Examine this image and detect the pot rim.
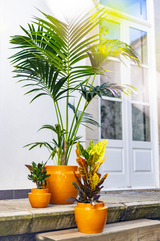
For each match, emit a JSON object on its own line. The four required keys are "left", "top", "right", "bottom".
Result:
{"left": 45, "top": 165, "right": 79, "bottom": 172}
{"left": 45, "top": 165, "right": 78, "bottom": 167}
{"left": 31, "top": 188, "right": 49, "bottom": 194}
{"left": 76, "top": 201, "right": 105, "bottom": 208}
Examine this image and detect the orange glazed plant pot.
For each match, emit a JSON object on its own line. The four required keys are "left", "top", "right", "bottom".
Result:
{"left": 46, "top": 165, "right": 80, "bottom": 205}
{"left": 74, "top": 201, "right": 108, "bottom": 233}
{"left": 28, "top": 188, "right": 51, "bottom": 208}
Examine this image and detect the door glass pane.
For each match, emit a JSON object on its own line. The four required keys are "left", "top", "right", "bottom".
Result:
{"left": 99, "top": 19, "right": 120, "bottom": 40}
{"left": 132, "top": 104, "right": 150, "bottom": 141}
{"left": 101, "top": 99, "right": 122, "bottom": 139}
{"left": 131, "top": 65, "right": 149, "bottom": 102}
{"left": 101, "top": 0, "right": 147, "bottom": 20}
{"left": 100, "top": 60, "right": 121, "bottom": 98}
{"left": 130, "top": 28, "right": 148, "bottom": 65}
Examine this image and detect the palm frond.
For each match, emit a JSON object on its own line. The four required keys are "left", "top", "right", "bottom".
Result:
{"left": 87, "top": 39, "right": 141, "bottom": 68}
{"left": 80, "top": 82, "right": 137, "bottom": 103}
{"left": 13, "top": 58, "right": 69, "bottom": 103}
{"left": 68, "top": 102, "right": 100, "bottom": 128}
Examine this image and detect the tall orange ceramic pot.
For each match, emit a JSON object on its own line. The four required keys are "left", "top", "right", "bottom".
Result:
{"left": 46, "top": 165, "right": 80, "bottom": 204}
{"left": 74, "top": 201, "right": 108, "bottom": 233}
{"left": 28, "top": 188, "right": 51, "bottom": 208}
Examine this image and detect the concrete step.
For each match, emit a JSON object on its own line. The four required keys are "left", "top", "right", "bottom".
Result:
{"left": 2, "top": 190, "right": 160, "bottom": 239}
{"left": 36, "top": 219, "right": 160, "bottom": 241}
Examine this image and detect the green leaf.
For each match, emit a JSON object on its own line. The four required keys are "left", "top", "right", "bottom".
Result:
{"left": 68, "top": 102, "right": 100, "bottom": 128}
{"left": 72, "top": 181, "right": 81, "bottom": 192}
{"left": 76, "top": 142, "right": 90, "bottom": 160}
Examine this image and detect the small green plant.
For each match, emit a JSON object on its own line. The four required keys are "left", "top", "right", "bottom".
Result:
{"left": 25, "top": 161, "right": 50, "bottom": 189}
{"left": 68, "top": 140, "right": 108, "bottom": 203}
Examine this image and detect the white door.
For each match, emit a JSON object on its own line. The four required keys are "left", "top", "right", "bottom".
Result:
{"left": 127, "top": 21, "right": 157, "bottom": 188}
{"left": 99, "top": 7, "right": 159, "bottom": 190}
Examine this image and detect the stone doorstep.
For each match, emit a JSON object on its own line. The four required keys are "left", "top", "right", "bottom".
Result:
{"left": 36, "top": 219, "right": 160, "bottom": 241}
{"left": 1, "top": 199, "right": 160, "bottom": 237}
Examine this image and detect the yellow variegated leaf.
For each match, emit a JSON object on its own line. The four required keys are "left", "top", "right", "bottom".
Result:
{"left": 94, "top": 156, "right": 108, "bottom": 173}
{"left": 86, "top": 140, "right": 94, "bottom": 154}
{"left": 91, "top": 173, "right": 99, "bottom": 190}
{"left": 98, "top": 172, "right": 109, "bottom": 187}
{"left": 76, "top": 149, "right": 89, "bottom": 183}
{"left": 90, "top": 140, "right": 107, "bottom": 162}
{"left": 87, "top": 152, "right": 99, "bottom": 166}
{"left": 78, "top": 167, "right": 85, "bottom": 176}
{"left": 76, "top": 149, "right": 86, "bottom": 167}
{"left": 97, "top": 172, "right": 101, "bottom": 179}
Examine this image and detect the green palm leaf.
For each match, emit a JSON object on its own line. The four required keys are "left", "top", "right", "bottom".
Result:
{"left": 80, "top": 82, "right": 137, "bottom": 103}
{"left": 87, "top": 39, "right": 141, "bottom": 68}
{"left": 14, "top": 58, "right": 69, "bottom": 102}
{"left": 68, "top": 102, "right": 100, "bottom": 128}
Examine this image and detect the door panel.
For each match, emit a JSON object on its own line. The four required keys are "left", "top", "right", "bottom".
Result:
{"left": 131, "top": 148, "right": 155, "bottom": 187}
{"left": 133, "top": 149, "right": 152, "bottom": 172}
{"left": 101, "top": 147, "right": 128, "bottom": 189}
{"left": 104, "top": 148, "right": 124, "bottom": 172}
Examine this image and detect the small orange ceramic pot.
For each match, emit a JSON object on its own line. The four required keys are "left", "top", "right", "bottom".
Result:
{"left": 74, "top": 201, "right": 108, "bottom": 233}
{"left": 46, "top": 165, "right": 80, "bottom": 204}
{"left": 28, "top": 188, "right": 51, "bottom": 208}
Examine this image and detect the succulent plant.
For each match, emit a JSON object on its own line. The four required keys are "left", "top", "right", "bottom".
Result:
{"left": 25, "top": 161, "right": 50, "bottom": 189}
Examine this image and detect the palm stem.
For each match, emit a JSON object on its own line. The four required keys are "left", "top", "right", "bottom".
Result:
{"left": 67, "top": 74, "right": 96, "bottom": 161}
{"left": 67, "top": 101, "right": 90, "bottom": 161}
{"left": 65, "top": 32, "right": 70, "bottom": 142}
{"left": 56, "top": 102, "right": 64, "bottom": 130}
{"left": 53, "top": 101, "right": 60, "bottom": 126}
{"left": 68, "top": 76, "right": 91, "bottom": 141}
{"left": 66, "top": 83, "right": 69, "bottom": 141}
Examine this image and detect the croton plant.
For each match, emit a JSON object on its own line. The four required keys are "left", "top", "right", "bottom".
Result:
{"left": 68, "top": 140, "right": 108, "bottom": 203}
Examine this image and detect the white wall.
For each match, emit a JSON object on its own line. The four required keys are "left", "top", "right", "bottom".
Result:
{"left": 0, "top": 0, "right": 85, "bottom": 190}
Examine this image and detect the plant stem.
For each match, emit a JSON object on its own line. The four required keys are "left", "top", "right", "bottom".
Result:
{"left": 56, "top": 102, "right": 64, "bottom": 130}
{"left": 67, "top": 74, "right": 96, "bottom": 161}
{"left": 53, "top": 101, "right": 64, "bottom": 165}
{"left": 53, "top": 101, "right": 60, "bottom": 126}
{"left": 67, "top": 101, "right": 89, "bottom": 161}
{"left": 68, "top": 76, "right": 91, "bottom": 141}
{"left": 66, "top": 33, "right": 70, "bottom": 142}
{"left": 66, "top": 83, "right": 69, "bottom": 141}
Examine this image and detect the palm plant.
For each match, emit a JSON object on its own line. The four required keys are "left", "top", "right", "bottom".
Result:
{"left": 9, "top": 1, "right": 140, "bottom": 165}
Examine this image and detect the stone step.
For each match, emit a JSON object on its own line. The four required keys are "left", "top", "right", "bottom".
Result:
{"left": 36, "top": 219, "right": 160, "bottom": 241}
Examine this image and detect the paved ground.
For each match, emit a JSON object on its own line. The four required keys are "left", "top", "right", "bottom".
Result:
{"left": 0, "top": 189, "right": 160, "bottom": 214}
{"left": 101, "top": 189, "right": 160, "bottom": 206}
{"left": 1, "top": 190, "right": 160, "bottom": 239}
